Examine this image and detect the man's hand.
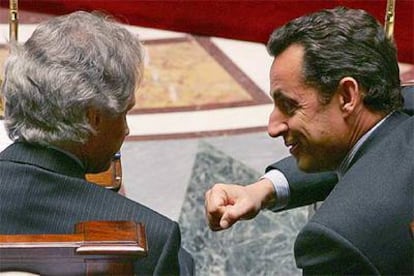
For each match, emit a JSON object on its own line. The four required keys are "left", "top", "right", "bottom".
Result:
{"left": 204, "top": 179, "right": 276, "bottom": 231}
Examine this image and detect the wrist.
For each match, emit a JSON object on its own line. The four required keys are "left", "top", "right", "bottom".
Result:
{"left": 246, "top": 179, "right": 277, "bottom": 210}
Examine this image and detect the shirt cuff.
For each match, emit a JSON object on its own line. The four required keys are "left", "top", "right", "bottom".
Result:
{"left": 260, "top": 169, "right": 290, "bottom": 211}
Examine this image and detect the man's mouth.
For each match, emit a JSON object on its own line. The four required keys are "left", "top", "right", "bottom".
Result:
{"left": 286, "top": 141, "right": 299, "bottom": 155}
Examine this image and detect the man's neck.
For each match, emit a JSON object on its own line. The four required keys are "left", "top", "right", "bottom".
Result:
{"left": 337, "top": 109, "right": 390, "bottom": 177}
{"left": 347, "top": 107, "right": 386, "bottom": 149}
{"left": 46, "top": 143, "right": 86, "bottom": 171}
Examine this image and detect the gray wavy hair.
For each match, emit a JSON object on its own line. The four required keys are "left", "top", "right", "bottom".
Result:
{"left": 1, "top": 11, "right": 144, "bottom": 145}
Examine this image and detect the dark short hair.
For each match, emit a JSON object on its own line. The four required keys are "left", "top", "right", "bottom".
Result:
{"left": 267, "top": 7, "right": 402, "bottom": 113}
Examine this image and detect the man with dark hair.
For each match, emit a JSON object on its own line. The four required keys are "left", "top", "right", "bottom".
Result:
{"left": 205, "top": 7, "right": 413, "bottom": 274}
{"left": 0, "top": 11, "right": 193, "bottom": 275}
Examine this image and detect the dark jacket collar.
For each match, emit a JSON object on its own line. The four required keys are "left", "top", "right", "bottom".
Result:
{"left": 0, "top": 141, "right": 86, "bottom": 179}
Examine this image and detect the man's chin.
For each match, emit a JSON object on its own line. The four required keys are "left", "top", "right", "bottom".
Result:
{"left": 296, "top": 158, "right": 326, "bottom": 173}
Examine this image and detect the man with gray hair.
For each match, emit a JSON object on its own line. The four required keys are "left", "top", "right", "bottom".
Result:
{"left": 0, "top": 11, "right": 193, "bottom": 275}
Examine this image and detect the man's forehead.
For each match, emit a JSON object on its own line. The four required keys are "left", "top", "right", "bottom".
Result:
{"left": 270, "top": 83, "right": 317, "bottom": 104}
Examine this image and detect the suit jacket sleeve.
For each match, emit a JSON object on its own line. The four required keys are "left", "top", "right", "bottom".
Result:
{"left": 266, "top": 156, "right": 338, "bottom": 210}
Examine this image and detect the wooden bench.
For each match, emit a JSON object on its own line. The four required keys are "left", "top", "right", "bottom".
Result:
{"left": 0, "top": 221, "right": 147, "bottom": 275}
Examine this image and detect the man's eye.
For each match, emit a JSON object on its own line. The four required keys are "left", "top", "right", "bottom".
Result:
{"left": 276, "top": 100, "right": 297, "bottom": 116}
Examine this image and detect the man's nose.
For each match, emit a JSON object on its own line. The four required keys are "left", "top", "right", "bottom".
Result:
{"left": 267, "top": 108, "right": 289, "bottom": 138}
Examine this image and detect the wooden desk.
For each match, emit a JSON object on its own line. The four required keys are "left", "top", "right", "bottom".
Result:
{"left": 0, "top": 221, "right": 147, "bottom": 275}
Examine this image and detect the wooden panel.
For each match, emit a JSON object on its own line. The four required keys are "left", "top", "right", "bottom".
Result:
{"left": 0, "top": 221, "right": 147, "bottom": 275}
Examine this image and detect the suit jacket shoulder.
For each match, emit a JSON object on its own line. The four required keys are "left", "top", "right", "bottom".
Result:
{"left": 0, "top": 142, "right": 194, "bottom": 275}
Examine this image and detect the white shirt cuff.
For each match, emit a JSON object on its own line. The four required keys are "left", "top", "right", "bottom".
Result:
{"left": 261, "top": 169, "right": 290, "bottom": 211}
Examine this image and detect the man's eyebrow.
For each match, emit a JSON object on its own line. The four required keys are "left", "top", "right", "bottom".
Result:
{"left": 270, "top": 89, "right": 294, "bottom": 102}
{"left": 270, "top": 88, "right": 282, "bottom": 99}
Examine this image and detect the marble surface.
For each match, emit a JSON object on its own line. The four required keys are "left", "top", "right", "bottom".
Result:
{"left": 179, "top": 141, "right": 308, "bottom": 275}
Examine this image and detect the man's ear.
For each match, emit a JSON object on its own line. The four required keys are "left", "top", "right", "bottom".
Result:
{"left": 86, "top": 107, "right": 101, "bottom": 129}
{"left": 338, "top": 77, "right": 361, "bottom": 116}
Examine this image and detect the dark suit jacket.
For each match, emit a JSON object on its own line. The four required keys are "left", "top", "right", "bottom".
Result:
{"left": 267, "top": 112, "right": 414, "bottom": 274}
{"left": 0, "top": 142, "right": 194, "bottom": 275}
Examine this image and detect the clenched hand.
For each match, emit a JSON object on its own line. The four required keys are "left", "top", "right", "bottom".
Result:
{"left": 204, "top": 179, "right": 276, "bottom": 231}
